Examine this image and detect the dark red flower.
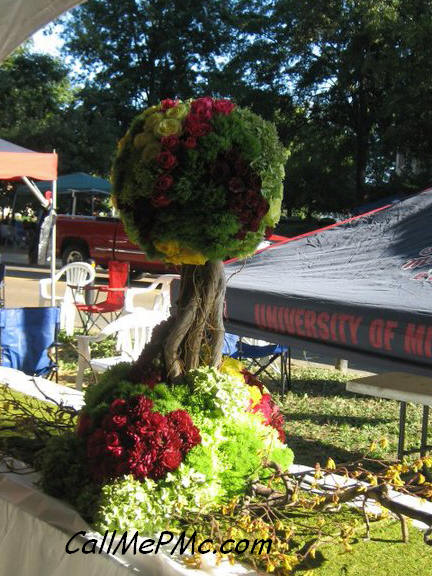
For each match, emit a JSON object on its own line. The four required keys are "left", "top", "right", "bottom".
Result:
{"left": 264, "top": 226, "right": 273, "bottom": 239}
{"left": 84, "top": 395, "right": 201, "bottom": 483}
{"left": 110, "top": 398, "right": 127, "bottom": 414}
{"left": 228, "top": 177, "right": 246, "bottom": 195}
{"left": 213, "top": 98, "right": 235, "bottom": 115}
{"left": 77, "top": 412, "right": 92, "bottom": 437}
{"left": 161, "top": 135, "right": 180, "bottom": 149}
{"left": 161, "top": 447, "right": 182, "bottom": 470}
{"left": 156, "top": 150, "right": 178, "bottom": 171}
{"left": 161, "top": 98, "right": 178, "bottom": 110}
{"left": 191, "top": 97, "right": 214, "bottom": 121}
{"left": 185, "top": 114, "right": 212, "bottom": 137}
{"left": 154, "top": 173, "right": 174, "bottom": 192}
{"left": 151, "top": 192, "right": 172, "bottom": 208}
{"left": 183, "top": 136, "right": 197, "bottom": 149}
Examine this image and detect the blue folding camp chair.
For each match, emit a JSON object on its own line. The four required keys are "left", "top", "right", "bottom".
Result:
{"left": 222, "top": 333, "right": 291, "bottom": 396}
{"left": 0, "top": 307, "right": 60, "bottom": 380}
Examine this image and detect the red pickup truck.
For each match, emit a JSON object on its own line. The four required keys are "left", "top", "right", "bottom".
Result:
{"left": 56, "top": 214, "right": 287, "bottom": 273}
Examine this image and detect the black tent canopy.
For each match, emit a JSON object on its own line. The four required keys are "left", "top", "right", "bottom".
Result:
{"left": 225, "top": 188, "right": 432, "bottom": 376}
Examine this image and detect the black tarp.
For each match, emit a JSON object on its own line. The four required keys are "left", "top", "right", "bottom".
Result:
{"left": 224, "top": 188, "right": 432, "bottom": 376}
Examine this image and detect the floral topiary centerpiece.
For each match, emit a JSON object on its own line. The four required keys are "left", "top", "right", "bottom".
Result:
{"left": 38, "top": 96, "right": 292, "bottom": 553}
{"left": 111, "top": 96, "right": 286, "bottom": 380}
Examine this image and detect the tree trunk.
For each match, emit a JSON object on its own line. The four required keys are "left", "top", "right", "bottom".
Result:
{"left": 164, "top": 260, "right": 226, "bottom": 380}
{"left": 130, "top": 260, "right": 226, "bottom": 384}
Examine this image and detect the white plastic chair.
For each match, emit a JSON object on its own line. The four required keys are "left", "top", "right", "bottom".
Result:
{"left": 75, "top": 310, "right": 165, "bottom": 389}
{"left": 39, "top": 262, "right": 96, "bottom": 335}
{"left": 124, "top": 274, "right": 179, "bottom": 319}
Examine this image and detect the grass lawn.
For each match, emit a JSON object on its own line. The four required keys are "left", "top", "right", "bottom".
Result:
{"left": 264, "top": 364, "right": 427, "bottom": 466}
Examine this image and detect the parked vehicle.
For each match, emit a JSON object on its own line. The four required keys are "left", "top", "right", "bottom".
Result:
{"left": 56, "top": 214, "right": 288, "bottom": 274}
{"left": 56, "top": 215, "right": 177, "bottom": 274}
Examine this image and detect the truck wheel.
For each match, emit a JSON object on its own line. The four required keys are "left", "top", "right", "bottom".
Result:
{"left": 62, "top": 244, "right": 89, "bottom": 265}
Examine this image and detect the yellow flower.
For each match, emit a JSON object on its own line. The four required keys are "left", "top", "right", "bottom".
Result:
{"left": 139, "top": 105, "right": 160, "bottom": 119}
{"left": 165, "top": 102, "right": 189, "bottom": 120}
{"left": 155, "top": 118, "right": 183, "bottom": 137}
{"left": 144, "top": 112, "right": 164, "bottom": 131}
{"left": 248, "top": 385, "right": 262, "bottom": 407}
{"left": 220, "top": 357, "right": 244, "bottom": 377}
{"left": 133, "top": 131, "right": 155, "bottom": 149}
{"left": 141, "top": 142, "right": 161, "bottom": 163}
{"left": 154, "top": 240, "right": 207, "bottom": 265}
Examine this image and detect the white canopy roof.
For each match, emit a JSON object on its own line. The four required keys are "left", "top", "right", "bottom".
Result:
{"left": 0, "top": 0, "right": 84, "bottom": 62}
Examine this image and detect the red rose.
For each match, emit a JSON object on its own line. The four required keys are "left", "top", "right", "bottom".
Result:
{"left": 213, "top": 98, "right": 235, "bottom": 115}
{"left": 151, "top": 192, "right": 172, "bottom": 208}
{"left": 112, "top": 414, "right": 128, "bottom": 428}
{"left": 110, "top": 398, "right": 127, "bottom": 414}
{"left": 191, "top": 97, "right": 214, "bottom": 120}
{"left": 156, "top": 150, "right": 178, "bottom": 171}
{"left": 154, "top": 174, "right": 174, "bottom": 192}
{"left": 161, "top": 135, "right": 180, "bottom": 150}
{"left": 185, "top": 114, "right": 212, "bottom": 137}
{"left": 161, "top": 98, "right": 178, "bottom": 110}
{"left": 228, "top": 177, "right": 246, "bottom": 194}
{"left": 183, "top": 136, "right": 197, "bottom": 149}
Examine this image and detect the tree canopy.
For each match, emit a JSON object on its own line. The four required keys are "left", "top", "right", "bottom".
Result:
{"left": 1, "top": 0, "right": 431, "bottom": 212}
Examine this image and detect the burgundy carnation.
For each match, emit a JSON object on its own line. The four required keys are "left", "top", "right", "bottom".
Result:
{"left": 84, "top": 395, "right": 201, "bottom": 483}
{"left": 110, "top": 398, "right": 127, "bottom": 414}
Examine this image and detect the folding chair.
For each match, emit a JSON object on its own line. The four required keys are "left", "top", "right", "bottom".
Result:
{"left": 223, "top": 333, "right": 291, "bottom": 396}
{"left": 75, "top": 309, "right": 165, "bottom": 389}
{"left": 39, "top": 261, "right": 96, "bottom": 335}
{"left": 0, "top": 307, "right": 60, "bottom": 380}
{"left": 76, "top": 261, "right": 129, "bottom": 333}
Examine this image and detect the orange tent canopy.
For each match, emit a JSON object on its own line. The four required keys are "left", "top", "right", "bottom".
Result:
{"left": 0, "top": 138, "right": 57, "bottom": 181}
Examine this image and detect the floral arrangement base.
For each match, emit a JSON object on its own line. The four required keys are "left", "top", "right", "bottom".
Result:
{"left": 37, "top": 358, "right": 293, "bottom": 539}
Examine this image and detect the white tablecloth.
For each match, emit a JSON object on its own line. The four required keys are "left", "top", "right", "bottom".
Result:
{"left": 0, "top": 461, "right": 256, "bottom": 576}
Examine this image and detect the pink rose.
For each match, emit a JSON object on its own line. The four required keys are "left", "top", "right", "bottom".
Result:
{"left": 213, "top": 99, "right": 235, "bottom": 115}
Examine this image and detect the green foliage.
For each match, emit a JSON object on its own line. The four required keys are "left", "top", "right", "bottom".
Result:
{"left": 83, "top": 362, "right": 146, "bottom": 421}
{"left": 112, "top": 99, "right": 286, "bottom": 263}
{"left": 35, "top": 433, "right": 93, "bottom": 507}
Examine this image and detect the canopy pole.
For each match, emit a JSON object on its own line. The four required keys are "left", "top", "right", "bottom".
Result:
{"left": 21, "top": 176, "right": 50, "bottom": 208}
{"left": 50, "top": 175, "right": 57, "bottom": 306}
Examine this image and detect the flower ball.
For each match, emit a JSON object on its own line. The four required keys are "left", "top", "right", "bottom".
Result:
{"left": 112, "top": 97, "right": 286, "bottom": 265}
